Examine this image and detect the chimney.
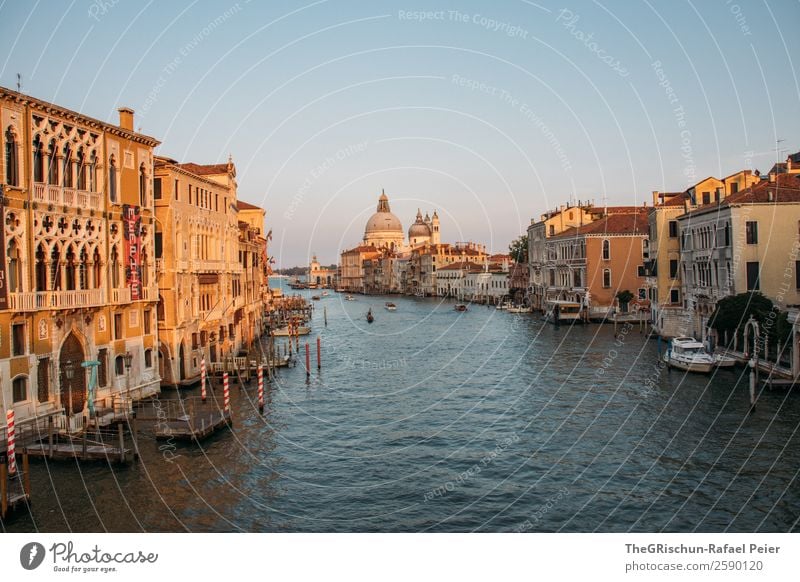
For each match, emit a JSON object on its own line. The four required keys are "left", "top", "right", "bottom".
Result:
{"left": 788, "top": 157, "right": 793, "bottom": 172}
{"left": 768, "top": 190, "right": 774, "bottom": 202}
{"left": 769, "top": 171, "right": 776, "bottom": 183}
{"left": 652, "top": 190, "right": 660, "bottom": 206}
{"left": 118, "top": 107, "right": 134, "bottom": 131}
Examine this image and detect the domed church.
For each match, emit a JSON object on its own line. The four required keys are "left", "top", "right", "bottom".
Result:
{"left": 363, "top": 190, "right": 405, "bottom": 251}
{"left": 362, "top": 190, "right": 440, "bottom": 251}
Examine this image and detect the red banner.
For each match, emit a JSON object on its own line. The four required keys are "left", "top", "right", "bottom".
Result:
{"left": 122, "top": 204, "right": 143, "bottom": 300}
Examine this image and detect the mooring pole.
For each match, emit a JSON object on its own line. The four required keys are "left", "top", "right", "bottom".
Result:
{"left": 305, "top": 342, "right": 311, "bottom": 379}
{"left": 317, "top": 336, "right": 321, "bottom": 370}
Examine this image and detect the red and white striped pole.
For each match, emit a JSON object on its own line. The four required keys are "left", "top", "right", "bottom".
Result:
{"left": 6, "top": 410, "right": 16, "bottom": 475}
{"left": 200, "top": 358, "right": 207, "bottom": 402}
{"left": 257, "top": 365, "right": 264, "bottom": 413}
{"left": 223, "top": 372, "right": 230, "bottom": 412}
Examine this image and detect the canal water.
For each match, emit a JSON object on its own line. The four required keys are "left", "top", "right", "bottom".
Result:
{"left": 5, "top": 281, "right": 800, "bottom": 532}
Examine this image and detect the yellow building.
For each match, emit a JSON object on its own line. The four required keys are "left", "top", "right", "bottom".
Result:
{"left": 153, "top": 158, "right": 267, "bottom": 386}
{"left": 648, "top": 171, "right": 760, "bottom": 337}
{"left": 1, "top": 87, "right": 160, "bottom": 427}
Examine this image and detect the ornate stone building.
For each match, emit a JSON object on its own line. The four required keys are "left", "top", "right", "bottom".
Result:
{"left": 153, "top": 157, "right": 267, "bottom": 387}
{"left": 1, "top": 87, "right": 160, "bottom": 427}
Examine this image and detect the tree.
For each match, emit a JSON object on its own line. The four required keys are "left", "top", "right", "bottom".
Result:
{"left": 616, "top": 290, "right": 634, "bottom": 309}
{"left": 708, "top": 292, "right": 791, "bottom": 353}
{"left": 509, "top": 235, "right": 528, "bottom": 263}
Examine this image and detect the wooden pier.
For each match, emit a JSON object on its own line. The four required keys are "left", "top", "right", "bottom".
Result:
{"left": 1, "top": 454, "right": 31, "bottom": 519}
{"left": 136, "top": 397, "right": 233, "bottom": 442}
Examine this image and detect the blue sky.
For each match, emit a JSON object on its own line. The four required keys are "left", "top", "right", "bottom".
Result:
{"left": 1, "top": 0, "right": 798, "bottom": 266}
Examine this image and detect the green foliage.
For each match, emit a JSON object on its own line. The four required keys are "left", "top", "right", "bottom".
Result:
{"left": 709, "top": 292, "right": 791, "bottom": 346}
{"left": 509, "top": 235, "right": 528, "bottom": 263}
{"left": 616, "top": 290, "right": 634, "bottom": 305}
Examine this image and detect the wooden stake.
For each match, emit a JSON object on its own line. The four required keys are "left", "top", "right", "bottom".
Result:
{"left": 317, "top": 336, "right": 322, "bottom": 370}
{"left": 22, "top": 453, "right": 30, "bottom": 497}
{"left": 118, "top": 423, "right": 125, "bottom": 463}
{"left": 1, "top": 461, "right": 7, "bottom": 518}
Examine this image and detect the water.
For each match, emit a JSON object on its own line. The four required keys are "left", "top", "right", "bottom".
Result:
{"left": 5, "top": 283, "right": 800, "bottom": 532}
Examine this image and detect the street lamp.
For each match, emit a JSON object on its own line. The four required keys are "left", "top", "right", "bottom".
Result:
{"left": 124, "top": 351, "right": 133, "bottom": 397}
{"left": 63, "top": 360, "right": 74, "bottom": 423}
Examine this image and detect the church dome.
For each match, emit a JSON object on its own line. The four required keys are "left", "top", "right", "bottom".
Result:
{"left": 408, "top": 209, "right": 431, "bottom": 238}
{"left": 363, "top": 191, "right": 404, "bottom": 249}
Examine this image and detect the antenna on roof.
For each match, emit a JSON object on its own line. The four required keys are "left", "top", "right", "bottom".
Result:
{"left": 776, "top": 138, "right": 786, "bottom": 164}
{"left": 16, "top": 73, "right": 22, "bottom": 93}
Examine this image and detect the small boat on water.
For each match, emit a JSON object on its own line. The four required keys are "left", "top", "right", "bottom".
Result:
{"left": 366, "top": 308, "right": 374, "bottom": 323}
{"left": 497, "top": 301, "right": 511, "bottom": 310}
{"left": 414, "top": 291, "right": 425, "bottom": 298}
{"left": 385, "top": 302, "right": 397, "bottom": 311}
{"left": 272, "top": 325, "right": 311, "bottom": 337}
{"left": 311, "top": 295, "right": 321, "bottom": 301}
{"left": 345, "top": 295, "right": 355, "bottom": 301}
{"left": 454, "top": 304, "right": 468, "bottom": 312}
{"left": 713, "top": 351, "right": 738, "bottom": 368}
{"left": 321, "top": 291, "right": 329, "bottom": 297}
{"left": 507, "top": 305, "right": 530, "bottom": 313}
{"left": 664, "top": 337, "right": 714, "bottom": 373}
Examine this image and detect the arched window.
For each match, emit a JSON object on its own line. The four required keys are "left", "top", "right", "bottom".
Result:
{"left": 108, "top": 155, "right": 117, "bottom": 202}
{"left": 79, "top": 247, "right": 89, "bottom": 290}
{"left": 5, "top": 127, "right": 18, "bottom": 186}
{"left": 144, "top": 349, "right": 153, "bottom": 368}
{"left": 62, "top": 143, "right": 72, "bottom": 187}
{"left": 88, "top": 151, "right": 96, "bottom": 192}
{"left": 92, "top": 247, "right": 102, "bottom": 289}
{"left": 12, "top": 376, "right": 28, "bottom": 402}
{"left": 76, "top": 147, "right": 85, "bottom": 190}
{"left": 32, "top": 135, "right": 44, "bottom": 182}
{"left": 115, "top": 355, "right": 125, "bottom": 376}
{"left": 35, "top": 244, "right": 47, "bottom": 291}
{"left": 602, "top": 239, "right": 610, "bottom": 260}
{"left": 50, "top": 244, "right": 62, "bottom": 291}
{"left": 139, "top": 163, "right": 147, "bottom": 206}
{"left": 7, "top": 239, "right": 22, "bottom": 292}
{"left": 47, "top": 139, "right": 58, "bottom": 184}
{"left": 65, "top": 245, "right": 76, "bottom": 291}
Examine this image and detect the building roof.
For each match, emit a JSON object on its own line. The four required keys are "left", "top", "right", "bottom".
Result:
{"left": 680, "top": 173, "right": 800, "bottom": 219}
{"left": 176, "top": 162, "right": 231, "bottom": 176}
{"left": 236, "top": 200, "right": 261, "bottom": 211}
{"left": 344, "top": 244, "right": 378, "bottom": 254}
{"left": 661, "top": 193, "right": 689, "bottom": 206}
{"left": 438, "top": 261, "right": 484, "bottom": 272}
{"left": 550, "top": 210, "right": 649, "bottom": 239}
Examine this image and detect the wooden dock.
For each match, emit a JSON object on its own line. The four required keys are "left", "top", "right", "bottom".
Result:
{"left": 1, "top": 455, "right": 32, "bottom": 519}
{"left": 154, "top": 409, "right": 232, "bottom": 441}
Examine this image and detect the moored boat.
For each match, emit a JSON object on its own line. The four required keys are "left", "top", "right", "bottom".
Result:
{"left": 272, "top": 325, "right": 311, "bottom": 337}
{"left": 664, "top": 337, "right": 714, "bottom": 373}
{"left": 713, "top": 351, "right": 738, "bottom": 368}
{"left": 507, "top": 305, "right": 530, "bottom": 313}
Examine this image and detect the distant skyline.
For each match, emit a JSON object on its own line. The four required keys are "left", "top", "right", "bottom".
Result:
{"left": 2, "top": 0, "right": 798, "bottom": 266}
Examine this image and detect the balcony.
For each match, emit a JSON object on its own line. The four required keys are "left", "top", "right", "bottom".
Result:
{"left": 9, "top": 289, "right": 104, "bottom": 311}
{"left": 191, "top": 259, "right": 226, "bottom": 273}
{"left": 33, "top": 182, "right": 102, "bottom": 211}
{"left": 111, "top": 287, "right": 132, "bottom": 304}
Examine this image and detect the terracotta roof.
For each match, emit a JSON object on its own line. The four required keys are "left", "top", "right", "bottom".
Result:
{"left": 343, "top": 245, "right": 378, "bottom": 253}
{"left": 438, "top": 261, "right": 484, "bottom": 271}
{"left": 661, "top": 193, "right": 689, "bottom": 206}
{"left": 680, "top": 173, "right": 800, "bottom": 218}
{"left": 551, "top": 210, "right": 649, "bottom": 239}
{"left": 176, "top": 162, "right": 230, "bottom": 176}
{"left": 236, "top": 200, "right": 260, "bottom": 211}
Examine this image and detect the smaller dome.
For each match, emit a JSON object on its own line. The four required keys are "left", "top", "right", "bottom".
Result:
{"left": 408, "top": 208, "right": 431, "bottom": 238}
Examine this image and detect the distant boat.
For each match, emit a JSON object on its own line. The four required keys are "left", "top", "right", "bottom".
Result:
{"left": 664, "top": 337, "right": 714, "bottom": 373}
{"left": 507, "top": 305, "right": 530, "bottom": 313}
{"left": 321, "top": 291, "right": 330, "bottom": 297}
{"left": 311, "top": 295, "right": 321, "bottom": 301}
{"left": 497, "top": 301, "right": 511, "bottom": 310}
{"left": 366, "top": 308, "right": 375, "bottom": 323}
{"left": 414, "top": 291, "right": 424, "bottom": 297}
{"left": 454, "top": 304, "right": 468, "bottom": 312}
{"left": 345, "top": 295, "right": 355, "bottom": 301}
{"left": 272, "top": 326, "right": 310, "bottom": 337}
{"left": 385, "top": 302, "right": 397, "bottom": 311}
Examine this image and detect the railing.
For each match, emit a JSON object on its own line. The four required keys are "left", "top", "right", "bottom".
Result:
{"left": 111, "top": 287, "right": 132, "bottom": 304}
{"left": 176, "top": 259, "right": 189, "bottom": 272}
{"left": 138, "top": 286, "right": 158, "bottom": 302}
{"left": 9, "top": 289, "right": 104, "bottom": 311}
{"left": 32, "top": 182, "right": 102, "bottom": 210}
{"left": 191, "top": 259, "right": 226, "bottom": 272}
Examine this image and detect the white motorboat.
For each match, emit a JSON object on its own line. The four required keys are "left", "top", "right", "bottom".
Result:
{"left": 507, "top": 305, "right": 530, "bottom": 313}
{"left": 321, "top": 291, "right": 330, "bottom": 297}
{"left": 272, "top": 325, "right": 310, "bottom": 337}
{"left": 664, "top": 337, "right": 714, "bottom": 373}
{"left": 713, "top": 351, "right": 738, "bottom": 368}
{"left": 385, "top": 302, "right": 397, "bottom": 311}
{"left": 345, "top": 295, "right": 355, "bottom": 301}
